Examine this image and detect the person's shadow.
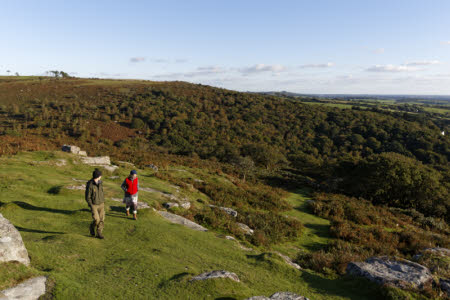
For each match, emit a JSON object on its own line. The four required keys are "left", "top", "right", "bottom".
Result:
{"left": 106, "top": 205, "right": 129, "bottom": 219}
{"left": 5, "top": 201, "right": 87, "bottom": 215}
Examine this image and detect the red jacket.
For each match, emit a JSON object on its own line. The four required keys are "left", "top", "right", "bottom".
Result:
{"left": 123, "top": 177, "right": 139, "bottom": 195}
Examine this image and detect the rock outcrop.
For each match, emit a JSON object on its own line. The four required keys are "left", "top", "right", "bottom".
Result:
{"left": 157, "top": 211, "right": 207, "bottom": 232}
{"left": 66, "top": 185, "right": 86, "bottom": 190}
{"left": 62, "top": 145, "right": 118, "bottom": 171}
{"left": 346, "top": 257, "right": 432, "bottom": 289}
{"left": 416, "top": 247, "right": 450, "bottom": 259}
{"left": 146, "top": 164, "right": 158, "bottom": 171}
{"left": 62, "top": 145, "right": 80, "bottom": 154}
{"left": 246, "top": 292, "right": 309, "bottom": 300}
{"left": 0, "top": 213, "right": 30, "bottom": 266}
{"left": 80, "top": 156, "right": 118, "bottom": 172}
{"left": 440, "top": 279, "right": 450, "bottom": 296}
{"left": 31, "top": 159, "right": 66, "bottom": 167}
{"left": 62, "top": 145, "right": 86, "bottom": 156}
{"left": 179, "top": 201, "right": 191, "bottom": 209}
{"left": 163, "top": 201, "right": 190, "bottom": 210}
{"left": 237, "top": 223, "right": 254, "bottom": 235}
{"left": 0, "top": 276, "right": 47, "bottom": 300}
{"left": 274, "top": 251, "right": 301, "bottom": 270}
{"left": 209, "top": 205, "right": 238, "bottom": 217}
{"left": 163, "top": 202, "right": 179, "bottom": 209}
{"left": 81, "top": 156, "right": 111, "bottom": 165}
{"left": 190, "top": 270, "right": 239, "bottom": 282}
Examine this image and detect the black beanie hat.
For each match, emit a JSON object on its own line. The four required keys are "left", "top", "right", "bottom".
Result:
{"left": 93, "top": 169, "right": 102, "bottom": 179}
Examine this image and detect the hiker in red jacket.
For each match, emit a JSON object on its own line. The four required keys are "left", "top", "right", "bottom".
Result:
{"left": 121, "top": 170, "right": 139, "bottom": 220}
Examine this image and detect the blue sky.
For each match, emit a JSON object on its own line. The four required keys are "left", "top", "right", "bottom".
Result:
{"left": 1, "top": 0, "right": 450, "bottom": 94}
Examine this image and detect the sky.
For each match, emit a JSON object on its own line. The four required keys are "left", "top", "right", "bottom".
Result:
{"left": 1, "top": 0, "right": 450, "bottom": 94}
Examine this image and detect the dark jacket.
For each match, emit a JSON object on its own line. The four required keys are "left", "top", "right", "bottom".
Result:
{"left": 85, "top": 179, "right": 104, "bottom": 206}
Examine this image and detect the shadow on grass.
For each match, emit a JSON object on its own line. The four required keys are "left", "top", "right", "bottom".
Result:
{"left": 47, "top": 185, "right": 63, "bottom": 195}
{"left": 15, "top": 226, "right": 65, "bottom": 234}
{"left": 303, "top": 223, "right": 330, "bottom": 239}
{"left": 299, "top": 271, "right": 382, "bottom": 300}
{"left": 106, "top": 205, "right": 130, "bottom": 219}
{"left": 169, "top": 272, "right": 190, "bottom": 281}
{"left": 157, "top": 272, "right": 193, "bottom": 289}
{"left": 109, "top": 206, "right": 125, "bottom": 213}
{"left": 11, "top": 201, "right": 83, "bottom": 215}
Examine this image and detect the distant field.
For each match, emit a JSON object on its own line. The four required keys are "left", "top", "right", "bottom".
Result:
{"left": 300, "top": 101, "right": 354, "bottom": 109}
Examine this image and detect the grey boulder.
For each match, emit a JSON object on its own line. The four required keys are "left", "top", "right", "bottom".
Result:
{"left": 0, "top": 276, "right": 47, "bottom": 300}
{"left": 246, "top": 292, "right": 309, "bottom": 300}
{"left": 0, "top": 213, "right": 30, "bottom": 266}
{"left": 157, "top": 211, "right": 207, "bottom": 232}
{"left": 346, "top": 256, "right": 432, "bottom": 289}
{"left": 440, "top": 279, "right": 450, "bottom": 296}
{"left": 190, "top": 270, "right": 239, "bottom": 282}
{"left": 237, "top": 223, "right": 254, "bottom": 235}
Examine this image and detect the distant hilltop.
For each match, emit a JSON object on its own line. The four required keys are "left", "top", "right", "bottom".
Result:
{"left": 258, "top": 91, "right": 450, "bottom": 103}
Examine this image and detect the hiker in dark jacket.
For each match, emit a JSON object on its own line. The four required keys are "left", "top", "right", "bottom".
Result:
{"left": 121, "top": 170, "right": 139, "bottom": 220}
{"left": 85, "top": 169, "right": 105, "bottom": 239}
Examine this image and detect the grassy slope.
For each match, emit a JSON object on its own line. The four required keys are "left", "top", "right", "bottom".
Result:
{"left": 0, "top": 151, "right": 384, "bottom": 299}
{"left": 273, "top": 190, "right": 331, "bottom": 258}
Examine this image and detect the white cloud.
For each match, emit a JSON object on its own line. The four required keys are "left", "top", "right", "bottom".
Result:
{"left": 150, "top": 58, "right": 169, "bottom": 63}
{"left": 404, "top": 60, "right": 440, "bottom": 66}
{"left": 441, "top": 41, "right": 450, "bottom": 45}
{"left": 374, "top": 48, "right": 385, "bottom": 54}
{"left": 239, "top": 64, "right": 287, "bottom": 75}
{"left": 366, "top": 64, "right": 419, "bottom": 72}
{"left": 299, "top": 62, "right": 334, "bottom": 69}
{"left": 186, "top": 66, "right": 225, "bottom": 77}
{"left": 153, "top": 66, "right": 225, "bottom": 79}
{"left": 130, "top": 57, "right": 146, "bottom": 63}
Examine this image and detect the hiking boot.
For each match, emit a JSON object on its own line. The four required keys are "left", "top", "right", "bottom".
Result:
{"left": 89, "top": 224, "right": 95, "bottom": 236}
{"left": 133, "top": 213, "right": 137, "bottom": 220}
{"left": 97, "top": 232, "right": 104, "bottom": 239}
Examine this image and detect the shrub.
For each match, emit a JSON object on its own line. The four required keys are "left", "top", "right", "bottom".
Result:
{"left": 131, "top": 118, "right": 145, "bottom": 129}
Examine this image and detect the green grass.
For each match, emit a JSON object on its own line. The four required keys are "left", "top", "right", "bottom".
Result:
{"left": 272, "top": 190, "right": 332, "bottom": 257}
{"left": 421, "top": 106, "right": 450, "bottom": 114}
{"left": 0, "top": 262, "right": 41, "bottom": 290}
{"left": 0, "top": 151, "right": 386, "bottom": 299}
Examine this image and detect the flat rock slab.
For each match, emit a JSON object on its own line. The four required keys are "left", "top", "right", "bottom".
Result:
{"left": 30, "top": 159, "right": 66, "bottom": 167}
{"left": 0, "top": 276, "right": 47, "bottom": 300}
{"left": 110, "top": 198, "right": 150, "bottom": 209}
{"left": 72, "top": 178, "right": 87, "bottom": 183}
{"left": 65, "top": 185, "right": 86, "bottom": 190}
{"left": 246, "top": 292, "right": 309, "bottom": 300}
{"left": 179, "top": 202, "right": 191, "bottom": 209}
{"left": 346, "top": 257, "right": 432, "bottom": 289}
{"left": 274, "top": 251, "right": 301, "bottom": 270}
{"left": 237, "top": 223, "right": 254, "bottom": 235}
{"left": 157, "top": 211, "right": 207, "bottom": 232}
{"left": 190, "top": 270, "right": 239, "bottom": 282}
{"left": 209, "top": 205, "right": 238, "bottom": 217}
{"left": 0, "top": 213, "right": 30, "bottom": 266}
{"left": 422, "top": 247, "right": 450, "bottom": 257}
{"left": 81, "top": 156, "right": 111, "bottom": 165}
